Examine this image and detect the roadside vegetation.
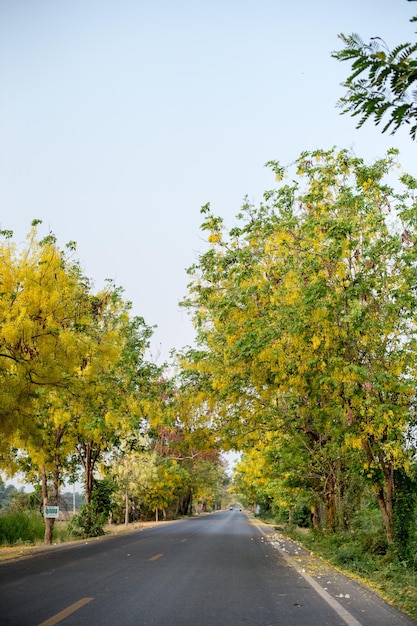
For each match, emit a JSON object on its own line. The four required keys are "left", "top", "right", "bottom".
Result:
{"left": 0, "top": 469, "right": 230, "bottom": 546}
{"left": 285, "top": 522, "right": 417, "bottom": 620}
{"left": 186, "top": 145, "right": 417, "bottom": 554}
{"left": 0, "top": 223, "right": 229, "bottom": 543}
{"left": 0, "top": 510, "right": 46, "bottom": 546}
{"left": 239, "top": 492, "right": 417, "bottom": 619}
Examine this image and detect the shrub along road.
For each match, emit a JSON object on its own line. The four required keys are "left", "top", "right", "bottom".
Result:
{"left": 0, "top": 510, "right": 415, "bottom": 625}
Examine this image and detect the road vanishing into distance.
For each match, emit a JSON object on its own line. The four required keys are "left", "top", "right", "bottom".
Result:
{"left": 1, "top": 509, "right": 416, "bottom": 626}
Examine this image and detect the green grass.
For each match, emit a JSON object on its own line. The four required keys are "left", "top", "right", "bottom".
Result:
{"left": 0, "top": 510, "right": 45, "bottom": 545}
{"left": 0, "top": 510, "right": 69, "bottom": 546}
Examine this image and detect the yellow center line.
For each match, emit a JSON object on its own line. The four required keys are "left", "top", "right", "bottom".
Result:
{"left": 149, "top": 553, "right": 164, "bottom": 561}
{"left": 38, "top": 597, "right": 94, "bottom": 626}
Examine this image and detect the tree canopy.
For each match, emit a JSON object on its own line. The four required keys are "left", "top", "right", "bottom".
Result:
{"left": 333, "top": 14, "right": 417, "bottom": 139}
{"left": 182, "top": 147, "right": 417, "bottom": 547}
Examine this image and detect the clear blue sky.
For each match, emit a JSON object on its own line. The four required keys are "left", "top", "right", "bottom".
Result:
{"left": 1, "top": 0, "right": 416, "bottom": 363}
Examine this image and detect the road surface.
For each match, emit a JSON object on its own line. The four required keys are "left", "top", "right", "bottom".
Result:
{"left": 0, "top": 509, "right": 415, "bottom": 625}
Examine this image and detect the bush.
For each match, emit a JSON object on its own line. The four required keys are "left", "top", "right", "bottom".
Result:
{"left": 292, "top": 504, "right": 312, "bottom": 528}
{"left": 0, "top": 510, "right": 44, "bottom": 545}
{"left": 357, "top": 529, "right": 388, "bottom": 556}
{"left": 333, "top": 542, "right": 364, "bottom": 566}
{"left": 67, "top": 503, "right": 107, "bottom": 538}
{"left": 67, "top": 479, "right": 113, "bottom": 538}
{"left": 392, "top": 468, "right": 417, "bottom": 563}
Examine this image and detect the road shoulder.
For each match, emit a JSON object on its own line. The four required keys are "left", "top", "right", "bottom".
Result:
{"left": 253, "top": 518, "right": 417, "bottom": 625}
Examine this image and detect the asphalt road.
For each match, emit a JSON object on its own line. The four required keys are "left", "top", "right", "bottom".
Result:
{"left": 0, "top": 509, "right": 415, "bottom": 626}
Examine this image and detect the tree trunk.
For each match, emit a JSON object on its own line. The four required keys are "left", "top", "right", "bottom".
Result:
{"left": 373, "top": 483, "right": 394, "bottom": 544}
{"left": 41, "top": 466, "right": 55, "bottom": 545}
{"left": 155, "top": 507, "right": 159, "bottom": 522}
{"left": 77, "top": 440, "right": 100, "bottom": 505}
{"left": 325, "top": 472, "right": 337, "bottom": 532}
{"left": 84, "top": 445, "right": 94, "bottom": 505}
{"left": 176, "top": 491, "right": 192, "bottom": 516}
{"left": 362, "top": 439, "right": 394, "bottom": 544}
{"left": 178, "top": 487, "right": 193, "bottom": 516}
{"left": 125, "top": 490, "right": 129, "bottom": 526}
{"left": 44, "top": 516, "right": 55, "bottom": 545}
{"left": 311, "top": 502, "right": 321, "bottom": 530}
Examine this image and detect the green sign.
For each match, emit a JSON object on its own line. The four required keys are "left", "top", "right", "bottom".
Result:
{"left": 44, "top": 506, "right": 59, "bottom": 518}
